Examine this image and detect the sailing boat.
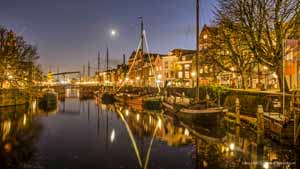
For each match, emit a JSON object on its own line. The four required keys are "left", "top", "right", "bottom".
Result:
{"left": 101, "top": 47, "right": 116, "bottom": 104}
{"left": 114, "top": 17, "right": 162, "bottom": 110}
{"left": 162, "top": 0, "right": 227, "bottom": 121}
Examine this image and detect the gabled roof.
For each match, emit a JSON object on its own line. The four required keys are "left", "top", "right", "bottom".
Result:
{"left": 170, "top": 49, "right": 195, "bottom": 56}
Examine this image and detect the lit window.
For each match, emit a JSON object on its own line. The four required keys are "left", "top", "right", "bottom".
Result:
{"left": 178, "top": 72, "right": 183, "bottom": 78}
{"left": 203, "top": 34, "right": 208, "bottom": 39}
{"left": 200, "top": 69, "right": 203, "bottom": 74}
{"left": 177, "top": 65, "right": 183, "bottom": 70}
{"left": 184, "top": 64, "right": 190, "bottom": 70}
{"left": 182, "top": 56, "right": 186, "bottom": 61}
{"left": 185, "top": 71, "right": 190, "bottom": 78}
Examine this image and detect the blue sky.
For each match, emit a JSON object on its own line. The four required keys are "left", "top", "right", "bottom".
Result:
{"left": 0, "top": 0, "right": 217, "bottom": 73}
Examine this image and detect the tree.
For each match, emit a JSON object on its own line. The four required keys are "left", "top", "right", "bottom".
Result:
{"left": 0, "top": 26, "right": 41, "bottom": 88}
{"left": 201, "top": 24, "right": 255, "bottom": 89}
{"left": 215, "top": 0, "right": 300, "bottom": 92}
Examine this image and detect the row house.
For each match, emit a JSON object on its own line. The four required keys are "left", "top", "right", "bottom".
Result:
{"left": 160, "top": 49, "right": 195, "bottom": 87}
{"left": 198, "top": 24, "right": 300, "bottom": 90}
{"left": 127, "top": 50, "right": 165, "bottom": 87}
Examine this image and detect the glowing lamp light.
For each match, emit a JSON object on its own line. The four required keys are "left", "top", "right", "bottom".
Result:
{"left": 272, "top": 73, "right": 278, "bottom": 79}
{"left": 229, "top": 143, "right": 235, "bottom": 151}
{"left": 125, "top": 109, "right": 129, "bottom": 116}
{"left": 23, "top": 114, "right": 27, "bottom": 126}
{"left": 8, "top": 75, "right": 13, "bottom": 79}
{"left": 263, "top": 162, "right": 269, "bottom": 169}
{"left": 157, "top": 118, "right": 162, "bottom": 129}
{"left": 157, "top": 74, "right": 162, "bottom": 79}
{"left": 191, "top": 72, "right": 196, "bottom": 77}
{"left": 136, "top": 114, "right": 140, "bottom": 121}
{"left": 184, "top": 128, "right": 189, "bottom": 136}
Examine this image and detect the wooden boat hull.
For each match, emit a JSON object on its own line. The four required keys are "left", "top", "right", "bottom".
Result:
{"left": 162, "top": 101, "right": 225, "bottom": 124}
{"left": 115, "top": 94, "right": 162, "bottom": 110}
{"left": 162, "top": 101, "right": 225, "bottom": 138}
{"left": 114, "top": 95, "right": 143, "bottom": 105}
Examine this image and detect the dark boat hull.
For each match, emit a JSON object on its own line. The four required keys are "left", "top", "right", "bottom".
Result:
{"left": 162, "top": 101, "right": 225, "bottom": 125}
{"left": 101, "top": 93, "right": 116, "bottom": 104}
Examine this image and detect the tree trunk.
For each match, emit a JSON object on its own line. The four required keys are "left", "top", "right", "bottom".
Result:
{"left": 276, "top": 66, "right": 289, "bottom": 92}
{"left": 240, "top": 71, "right": 246, "bottom": 89}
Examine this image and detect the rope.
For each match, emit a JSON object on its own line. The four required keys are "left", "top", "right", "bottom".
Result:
{"left": 144, "top": 30, "right": 161, "bottom": 94}
{"left": 114, "top": 39, "right": 142, "bottom": 94}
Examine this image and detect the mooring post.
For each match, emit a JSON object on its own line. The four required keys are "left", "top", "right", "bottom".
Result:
{"left": 257, "top": 105, "right": 264, "bottom": 145}
{"left": 206, "top": 94, "right": 210, "bottom": 108}
{"left": 295, "top": 106, "right": 300, "bottom": 145}
{"left": 235, "top": 98, "right": 240, "bottom": 125}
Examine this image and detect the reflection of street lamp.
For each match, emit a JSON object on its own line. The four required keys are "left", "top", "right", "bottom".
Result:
{"left": 110, "top": 129, "right": 115, "bottom": 143}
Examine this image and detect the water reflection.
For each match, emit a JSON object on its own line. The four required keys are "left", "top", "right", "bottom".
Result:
{"left": 0, "top": 97, "right": 298, "bottom": 169}
{"left": 0, "top": 104, "right": 42, "bottom": 169}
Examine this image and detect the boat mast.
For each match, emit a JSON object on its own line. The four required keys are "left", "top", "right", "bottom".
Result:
{"left": 106, "top": 47, "right": 109, "bottom": 72}
{"left": 195, "top": 0, "right": 200, "bottom": 103}
{"left": 98, "top": 51, "right": 101, "bottom": 72}
{"left": 139, "top": 17, "right": 144, "bottom": 86}
{"left": 106, "top": 47, "right": 110, "bottom": 83}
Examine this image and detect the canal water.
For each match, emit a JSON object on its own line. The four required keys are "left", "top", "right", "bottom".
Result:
{"left": 0, "top": 95, "right": 299, "bottom": 168}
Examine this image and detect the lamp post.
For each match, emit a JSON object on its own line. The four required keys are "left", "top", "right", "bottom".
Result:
{"left": 191, "top": 72, "right": 196, "bottom": 88}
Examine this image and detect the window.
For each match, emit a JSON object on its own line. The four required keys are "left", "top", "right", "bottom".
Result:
{"left": 165, "top": 73, "right": 169, "bottom": 78}
{"left": 200, "top": 68, "right": 203, "bottom": 74}
{"left": 184, "top": 64, "right": 190, "bottom": 70}
{"left": 185, "top": 71, "right": 190, "bottom": 78}
{"left": 165, "top": 61, "right": 168, "bottom": 69}
{"left": 177, "top": 65, "right": 183, "bottom": 70}
{"left": 182, "top": 56, "right": 186, "bottom": 61}
{"left": 178, "top": 72, "right": 183, "bottom": 78}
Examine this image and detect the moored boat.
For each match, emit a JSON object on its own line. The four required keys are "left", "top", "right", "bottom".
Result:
{"left": 101, "top": 92, "right": 116, "bottom": 104}
{"left": 115, "top": 93, "right": 162, "bottom": 110}
{"left": 162, "top": 98, "right": 227, "bottom": 126}
{"left": 39, "top": 89, "right": 58, "bottom": 111}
